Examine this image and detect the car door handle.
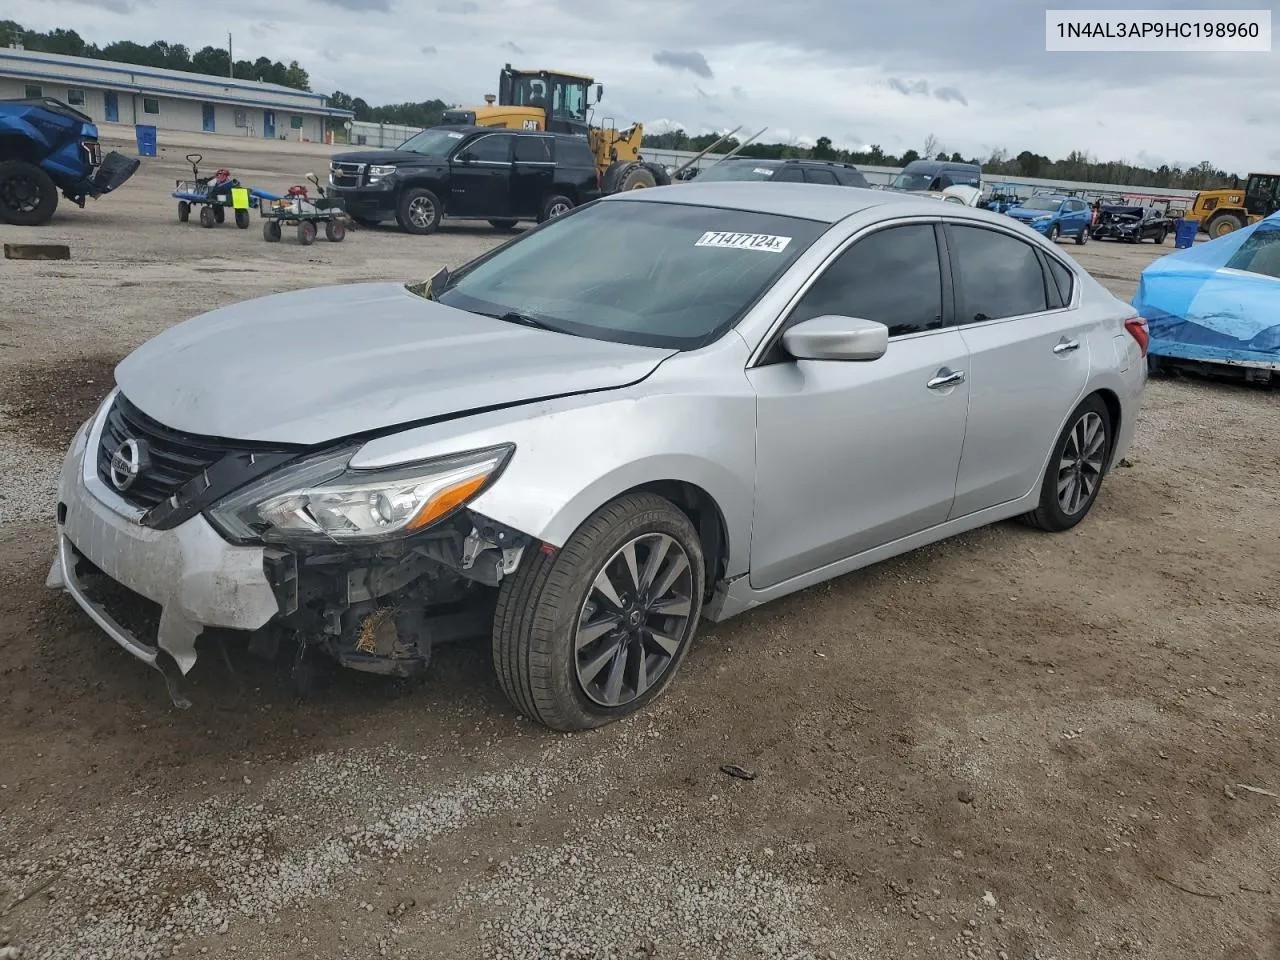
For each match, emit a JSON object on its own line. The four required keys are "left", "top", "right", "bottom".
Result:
{"left": 927, "top": 368, "right": 966, "bottom": 389}
{"left": 1053, "top": 338, "right": 1081, "bottom": 354}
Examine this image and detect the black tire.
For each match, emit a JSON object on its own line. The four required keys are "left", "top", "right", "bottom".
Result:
{"left": 618, "top": 164, "right": 658, "bottom": 191}
{"left": 263, "top": 220, "right": 281, "bottom": 242}
{"left": 234, "top": 208, "right": 250, "bottom": 229}
{"left": 213, "top": 205, "right": 226, "bottom": 224}
{"left": 297, "top": 220, "right": 317, "bottom": 245}
{"left": 1047, "top": 224, "right": 1060, "bottom": 242}
{"left": 351, "top": 216, "right": 380, "bottom": 229}
{"left": 1207, "top": 213, "right": 1244, "bottom": 239}
{"left": 325, "top": 219, "right": 346, "bottom": 242}
{"left": 0, "top": 159, "right": 59, "bottom": 226}
{"left": 644, "top": 161, "right": 672, "bottom": 186}
{"left": 199, "top": 205, "right": 216, "bottom": 228}
{"left": 1022, "top": 394, "right": 1113, "bottom": 532}
{"left": 178, "top": 200, "right": 190, "bottom": 223}
{"left": 538, "top": 194, "right": 574, "bottom": 223}
{"left": 488, "top": 219, "right": 519, "bottom": 231}
{"left": 396, "top": 187, "right": 441, "bottom": 235}
{"left": 1155, "top": 228, "right": 1167, "bottom": 244}
{"left": 1075, "top": 225, "right": 1089, "bottom": 245}
{"left": 492, "top": 492, "right": 705, "bottom": 731}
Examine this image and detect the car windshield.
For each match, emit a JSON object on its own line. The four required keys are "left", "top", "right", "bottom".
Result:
{"left": 434, "top": 200, "right": 827, "bottom": 349}
{"left": 890, "top": 172, "right": 935, "bottom": 191}
{"left": 695, "top": 163, "right": 779, "bottom": 182}
{"left": 397, "top": 128, "right": 467, "bottom": 156}
{"left": 1022, "top": 197, "right": 1063, "bottom": 211}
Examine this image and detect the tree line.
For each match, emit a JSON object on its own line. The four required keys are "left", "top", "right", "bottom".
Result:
{"left": 0, "top": 21, "right": 309, "bottom": 90}
{"left": 642, "top": 128, "right": 1242, "bottom": 190}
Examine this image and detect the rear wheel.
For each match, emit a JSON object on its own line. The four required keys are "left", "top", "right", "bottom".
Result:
{"left": 178, "top": 200, "right": 190, "bottom": 222}
{"left": 492, "top": 492, "right": 705, "bottom": 731}
{"left": 213, "top": 205, "right": 226, "bottom": 224}
{"left": 199, "top": 205, "right": 216, "bottom": 228}
{"left": 396, "top": 188, "right": 441, "bottom": 235}
{"left": 1022, "top": 394, "right": 1112, "bottom": 532}
{"left": 0, "top": 160, "right": 59, "bottom": 226}
{"left": 539, "top": 194, "right": 574, "bottom": 222}
{"left": 297, "top": 220, "right": 317, "bottom": 245}
{"left": 234, "top": 208, "right": 250, "bottom": 229}
{"left": 1075, "top": 225, "right": 1089, "bottom": 245}
{"left": 263, "top": 220, "right": 281, "bottom": 242}
{"left": 1207, "top": 213, "right": 1244, "bottom": 238}
{"left": 325, "top": 219, "right": 346, "bottom": 242}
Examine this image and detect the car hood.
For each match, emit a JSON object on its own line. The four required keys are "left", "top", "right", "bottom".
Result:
{"left": 329, "top": 150, "right": 433, "bottom": 165}
{"left": 114, "top": 282, "right": 677, "bottom": 445}
{"left": 1006, "top": 206, "right": 1052, "bottom": 219}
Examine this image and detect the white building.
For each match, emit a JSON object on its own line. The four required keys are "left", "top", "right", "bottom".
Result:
{"left": 0, "top": 46, "right": 352, "bottom": 142}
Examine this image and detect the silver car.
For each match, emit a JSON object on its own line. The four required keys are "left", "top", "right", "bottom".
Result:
{"left": 47, "top": 182, "right": 1148, "bottom": 729}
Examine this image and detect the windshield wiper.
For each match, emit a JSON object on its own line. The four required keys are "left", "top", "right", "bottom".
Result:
{"left": 492, "top": 310, "right": 556, "bottom": 331}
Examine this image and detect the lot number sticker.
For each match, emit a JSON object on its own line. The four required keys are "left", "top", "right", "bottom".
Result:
{"left": 695, "top": 231, "right": 792, "bottom": 253}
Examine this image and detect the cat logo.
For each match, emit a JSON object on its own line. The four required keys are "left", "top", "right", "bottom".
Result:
{"left": 522, "top": 119, "right": 539, "bottom": 130}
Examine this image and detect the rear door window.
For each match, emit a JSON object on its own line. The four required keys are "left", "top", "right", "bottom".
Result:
{"left": 803, "top": 168, "right": 839, "bottom": 185}
{"left": 949, "top": 225, "right": 1050, "bottom": 322}
{"left": 514, "top": 136, "right": 554, "bottom": 163}
{"left": 466, "top": 133, "right": 513, "bottom": 163}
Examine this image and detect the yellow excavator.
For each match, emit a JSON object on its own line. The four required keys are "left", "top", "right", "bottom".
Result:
{"left": 1189, "top": 172, "right": 1280, "bottom": 238}
{"left": 439, "top": 64, "right": 668, "bottom": 192}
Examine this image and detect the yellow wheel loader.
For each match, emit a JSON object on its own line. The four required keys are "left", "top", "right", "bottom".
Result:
{"left": 440, "top": 64, "right": 668, "bottom": 193}
{"left": 1189, "top": 172, "right": 1280, "bottom": 238}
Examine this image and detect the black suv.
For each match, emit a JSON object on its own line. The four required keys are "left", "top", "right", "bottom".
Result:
{"left": 687, "top": 157, "right": 871, "bottom": 187}
{"left": 328, "top": 125, "right": 600, "bottom": 235}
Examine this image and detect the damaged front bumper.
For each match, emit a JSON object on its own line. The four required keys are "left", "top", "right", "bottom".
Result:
{"left": 47, "top": 396, "right": 529, "bottom": 706}
{"left": 47, "top": 406, "right": 281, "bottom": 705}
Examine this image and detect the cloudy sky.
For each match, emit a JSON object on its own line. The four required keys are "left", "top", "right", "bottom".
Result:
{"left": 6, "top": 0, "right": 1278, "bottom": 172}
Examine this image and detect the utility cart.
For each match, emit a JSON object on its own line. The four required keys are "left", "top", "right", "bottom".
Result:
{"left": 172, "top": 153, "right": 278, "bottom": 229}
{"left": 259, "top": 173, "right": 348, "bottom": 244}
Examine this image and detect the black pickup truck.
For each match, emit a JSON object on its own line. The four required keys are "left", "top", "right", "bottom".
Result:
{"left": 1090, "top": 205, "right": 1174, "bottom": 244}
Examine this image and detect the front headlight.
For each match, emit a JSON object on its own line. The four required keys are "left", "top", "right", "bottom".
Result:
{"left": 207, "top": 444, "right": 513, "bottom": 544}
{"left": 367, "top": 164, "right": 397, "bottom": 182}
{"left": 1033, "top": 214, "right": 1052, "bottom": 221}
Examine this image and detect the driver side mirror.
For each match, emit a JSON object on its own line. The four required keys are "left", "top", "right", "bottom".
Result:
{"left": 595, "top": 83, "right": 604, "bottom": 101}
{"left": 781, "top": 315, "right": 888, "bottom": 361}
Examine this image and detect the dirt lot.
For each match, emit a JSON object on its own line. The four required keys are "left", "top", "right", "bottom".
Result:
{"left": 1, "top": 133, "right": 1277, "bottom": 960}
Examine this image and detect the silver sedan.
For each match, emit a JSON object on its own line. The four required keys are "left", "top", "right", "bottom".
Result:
{"left": 49, "top": 181, "right": 1147, "bottom": 728}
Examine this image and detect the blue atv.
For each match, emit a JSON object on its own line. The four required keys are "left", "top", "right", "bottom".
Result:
{"left": 0, "top": 97, "right": 139, "bottom": 226}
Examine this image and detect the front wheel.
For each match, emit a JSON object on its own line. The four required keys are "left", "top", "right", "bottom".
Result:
{"left": 396, "top": 188, "right": 441, "bottom": 235}
{"left": 1155, "top": 228, "right": 1167, "bottom": 244}
{"left": 1022, "top": 394, "right": 1112, "bottom": 532}
{"left": 199, "top": 205, "right": 216, "bottom": 228}
{"left": 234, "top": 208, "right": 250, "bottom": 229}
{"left": 0, "top": 160, "right": 59, "bottom": 226}
{"left": 263, "top": 220, "right": 281, "bottom": 242}
{"left": 297, "top": 220, "right": 317, "bottom": 245}
{"left": 492, "top": 492, "right": 705, "bottom": 731}
{"left": 1047, "top": 224, "right": 1060, "bottom": 242}
{"left": 325, "top": 219, "right": 346, "bottom": 242}
{"left": 178, "top": 200, "right": 190, "bottom": 222}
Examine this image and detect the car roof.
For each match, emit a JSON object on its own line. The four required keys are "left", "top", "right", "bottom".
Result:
{"left": 428, "top": 124, "right": 566, "bottom": 139}
{"left": 603, "top": 181, "right": 1012, "bottom": 225}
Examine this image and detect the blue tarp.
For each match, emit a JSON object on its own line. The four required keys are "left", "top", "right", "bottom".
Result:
{"left": 1131, "top": 210, "right": 1280, "bottom": 369}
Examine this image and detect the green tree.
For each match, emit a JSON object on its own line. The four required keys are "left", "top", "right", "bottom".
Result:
{"left": 192, "top": 45, "right": 230, "bottom": 76}
{"left": 283, "top": 60, "right": 310, "bottom": 91}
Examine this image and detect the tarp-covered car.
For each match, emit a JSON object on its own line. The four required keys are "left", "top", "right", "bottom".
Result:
{"left": 1132, "top": 209, "right": 1280, "bottom": 373}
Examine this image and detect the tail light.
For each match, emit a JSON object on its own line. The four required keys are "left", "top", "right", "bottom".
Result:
{"left": 1124, "top": 316, "right": 1149, "bottom": 357}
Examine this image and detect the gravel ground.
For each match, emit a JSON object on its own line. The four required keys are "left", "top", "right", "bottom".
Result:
{"left": 1, "top": 131, "right": 1278, "bottom": 960}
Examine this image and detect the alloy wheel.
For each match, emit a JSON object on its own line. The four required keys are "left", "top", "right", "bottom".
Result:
{"left": 408, "top": 196, "right": 435, "bottom": 229}
{"left": 574, "top": 532, "right": 694, "bottom": 708}
{"left": 0, "top": 174, "right": 40, "bottom": 213}
{"left": 548, "top": 201, "right": 571, "bottom": 218}
{"left": 1057, "top": 411, "right": 1106, "bottom": 515}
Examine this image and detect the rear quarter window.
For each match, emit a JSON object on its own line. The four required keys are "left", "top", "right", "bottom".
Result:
{"left": 557, "top": 139, "right": 595, "bottom": 167}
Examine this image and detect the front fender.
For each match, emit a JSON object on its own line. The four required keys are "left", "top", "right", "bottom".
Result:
{"left": 349, "top": 348, "right": 758, "bottom": 577}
